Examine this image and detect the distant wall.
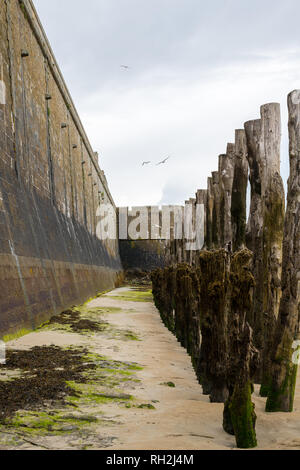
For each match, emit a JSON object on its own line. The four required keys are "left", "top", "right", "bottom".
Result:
{"left": 0, "top": 0, "right": 123, "bottom": 338}
{"left": 117, "top": 206, "right": 183, "bottom": 272}
{"left": 117, "top": 198, "right": 206, "bottom": 271}
{"left": 119, "top": 240, "right": 170, "bottom": 272}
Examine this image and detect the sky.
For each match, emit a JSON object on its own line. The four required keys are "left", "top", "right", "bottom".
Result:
{"left": 34, "top": 0, "right": 300, "bottom": 207}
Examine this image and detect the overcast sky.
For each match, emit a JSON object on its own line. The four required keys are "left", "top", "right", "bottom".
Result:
{"left": 34, "top": 0, "right": 300, "bottom": 207}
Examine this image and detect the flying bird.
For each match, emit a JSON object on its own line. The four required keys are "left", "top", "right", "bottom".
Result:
{"left": 120, "top": 65, "right": 130, "bottom": 70}
{"left": 156, "top": 156, "right": 171, "bottom": 166}
{"left": 142, "top": 161, "right": 151, "bottom": 166}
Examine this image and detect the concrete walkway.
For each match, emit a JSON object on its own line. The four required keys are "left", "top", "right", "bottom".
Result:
{"left": 1, "top": 286, "right": 300, "bottom": 450}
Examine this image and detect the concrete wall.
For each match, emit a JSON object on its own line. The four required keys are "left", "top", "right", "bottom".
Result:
{"left": 118, "top": 206, "right": 183, "bottom": 271}
{"left": 0, "top": 0, "right": 122, "bottom": 338}
{"left": 119, "top": 240, "right": 171, "bottom": 272}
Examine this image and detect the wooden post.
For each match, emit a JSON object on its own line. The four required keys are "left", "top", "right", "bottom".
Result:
{"left": 219, "top": 144, "right": 235, "bottom": 247}
{"left": 223, "top": 249, "right": 258, "bottom": 449}
{"left": 196, "top": 189, "right": 207, "bottom": 258}
{"left": 197, "top": 250, "right": 230, "bottom": 402}
{"left": 266, "top": 91, "right": 300, "bottom": 412}
{"left": 244, "top": 119, "right": 264, "bottom": 337}
{"left": 259, "top": 103, "right": 285, "bottom": 395}
{"left": 172, "top": 206, "right": 184, "bottom": 265}
{"left": 244, "top": 106, "right": 285, "bottom": 392}
{"left": 244, "top": 119, "right": 262, "bottom": 253}
{"left": 225, "top": 319, "right": 258, "bottom": 448}
{"left": 211, "top": 171, "right": 221, "bottom": 248}
{"left": 206, "top": 177, "right": 214, "bottom": 250}
{"left": 189, "top": 197, "right": 197, "bottom": 265}
{"left": 231, "top": 130, "right": 248, "bottom": 252}
{"left": 151, "top": 266, "right": 176, "bottom": 334}
{"left": 175, "top": 264, "right": 201, "bottom": 365}
{"left": 183, "top": 200, "right": 190, "bottom": 264}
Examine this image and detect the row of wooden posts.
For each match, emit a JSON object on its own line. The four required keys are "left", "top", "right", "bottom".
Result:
{"left": 152, "top": 90, "right": 300, "bottom": 448}
{"left": 151, "top": 250, "right": 258, "bottom": 448}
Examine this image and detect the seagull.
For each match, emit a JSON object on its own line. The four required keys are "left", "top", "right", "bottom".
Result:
{"left": 156, "top": 156, "right": 171, "bottom": 166}
{"left": 121, "top": 65, "right": 130, "bottom": 70}
{"left": 142, "top": 161, "right": 151, "bottom": 166}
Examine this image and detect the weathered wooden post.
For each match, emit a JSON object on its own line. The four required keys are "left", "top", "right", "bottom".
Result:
{"left": 259, "top": 103, "right": 285, "bottom": 395}
{"left": 244, "top": 119, "right": 264, "bottom": 337}
{"left": 151, "top": 269, "right": 165, "bottom": 323}
{"left": 151, "top": 266, "right": 177, "bottom": 334}
{"left": 189, "top": 197, "right": 197, "bottom": 266}
{"left": 266, "top": 91, "right": 300, "bottom": 412}
{"left": 219, "top": 144, "right": 235, "bottom": 247}
{"left": 196, "top": 189, "right": 207, "bottom": 262}
{"left": 231, "top": 130, "right": 248, "bottom": 252}
{"left": 195, "top": 189, "right": 207, "bottom": 266}
{"left": 188, "top": 269, "right": 202, "bottom": 370}
{"left": 174, "top": 265, "right": 188, "bottom": 347}
{"left": 177, "top": 265, "right": 201, "bottom": 365}
{"left": 197, "top": 250, "right": 230, "bottom": 402}
{"left": 196, "top": 190, "right": 207, "bottom": 212}
{"left": 211, "top": 171, "right": 221, "bottom": 248}
{"left": 225, "top": 318, "right": 259, "bottom": 448}
{"left": 183, "top": 200, "right": 190, "bottom": 264}
{"left": 173, "top": 206, "right": 184, "bottom": 264}
{"left": 206, "top": 177, "right": 214, "bottom": 250}
{"left": 223, "top": 249, "right": 259, "bottom": 449}
{"left": 244, "top": 105, "right": 285, "bottom": 392}
{"left": 164, "top": 266, "right": 177, "bottom": 333}
{"left": 244, "top": 120, "right": 262, "bottom": 252}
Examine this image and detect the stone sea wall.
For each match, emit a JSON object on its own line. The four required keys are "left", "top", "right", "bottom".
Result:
{"left": 0, "top": 0, "right": 123, "bottom": 338}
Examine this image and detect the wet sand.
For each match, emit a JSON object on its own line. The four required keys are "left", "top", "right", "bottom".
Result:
{"left": 2, "top": 286, "right": 300, "bottom": 450}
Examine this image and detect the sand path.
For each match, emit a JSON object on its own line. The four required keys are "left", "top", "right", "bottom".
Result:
{"left": 2, "top": 286, "right": 300, "bottom": 450}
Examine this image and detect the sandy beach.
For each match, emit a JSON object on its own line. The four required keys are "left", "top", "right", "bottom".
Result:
{"left": 1, "top": 286, "right": 300, "bottom": 451}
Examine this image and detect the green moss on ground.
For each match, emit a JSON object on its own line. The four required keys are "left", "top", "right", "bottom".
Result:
{"left": 137, "top": 404, "right": 156, "bottom": 410}
{"left": 2, "top": 329, "right": 32, "bottom": 343}
{"left": 0, "top": 345, "right": 144, "bottom": 446}
{"left": 105, "top": 290, "right": 153, "bottom": 303}
{"left": 6, "top": 409, "right": 99, "bottom": 437}
{"left": 160, "top": 382, "right": 176, "bottom": 388}
{"left": 85, "top": 307, "right": 122, "bottom": 315}
{"left": 36, "top": 305, "right": 141, "bottom": 341}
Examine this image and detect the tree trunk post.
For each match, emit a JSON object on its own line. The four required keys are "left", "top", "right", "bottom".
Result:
{"left": 266, "top": 91, "right": 300, "bottom": 412}
{"left": 197, "top": 250, "right": 230, "bottom": 402}
{"left": 211, "top": 171, "right": 221, "bottom": 248}
{"left": 189, "top": 197, "right": 197, "bottom": 266}
{"left": 231, "top": 130, "right": 248, "bottom": 252}
{"left": 259, "top": 103, "right": 285, "bottom": 395}
{"left": 196, "top": 189, "right": 207, "bottom": 262}
{"left": 244, "top": 119, "right": 264, "bottom": 348}
{"left": 223, "top": 249, "right": 259, "bottom": 449}
{"left": 219, "top": 145, "right": 235, "bottom": 248}
{"left": 206, "top": 177, "right": 214, "bottom": 250}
